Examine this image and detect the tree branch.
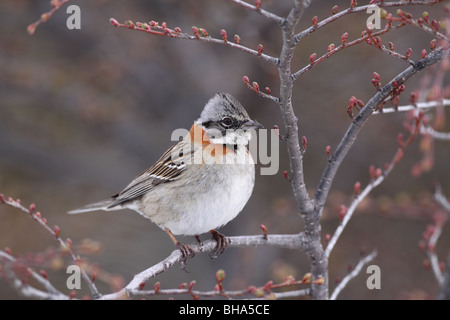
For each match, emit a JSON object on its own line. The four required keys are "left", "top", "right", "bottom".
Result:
{"left": 314, "top": 46, "right": 450, "bottom": 213}
{"left": 329, "top": 250, "right": 378, "bottom": 300}
{"left": 0, "top": 195, "right": 100, "bottom": 298}
{"left": 373, "top": 99, "right": 450, "bottom": 114}
{"left": 326, "top": 109, "right": 424, "bottom": 258}
{"left": 294, "top": 0, "right": 442, "bottom": 42}
{"left": 110, "top": 20, "right": 279, "bottom": 66}
{"left": 100, "top": 233, "right": 310, "bottom": 300}
{"left": 0, "top": 250, "right": 68, "bottom": 300}
{"left": 434, "top": 185, "right": 450, "bottom": 300}
{"left": 227, "top": 0, "right": 285, "bottom": 25}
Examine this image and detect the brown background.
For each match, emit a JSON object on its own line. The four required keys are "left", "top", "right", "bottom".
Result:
{"left": 0, "top": 0, "right": 449, "bottom": 299}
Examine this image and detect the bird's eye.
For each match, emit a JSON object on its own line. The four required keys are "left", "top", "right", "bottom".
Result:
{"left": 221, "top": 117, "right": 233, "bottom": 127}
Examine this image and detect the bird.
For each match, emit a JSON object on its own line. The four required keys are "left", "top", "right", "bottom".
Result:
{"left": 69, "top": 92, "right": 263, "bottom": 267}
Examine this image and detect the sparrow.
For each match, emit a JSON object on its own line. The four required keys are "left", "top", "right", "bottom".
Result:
{"left": 69, "top": 92, "right": 262, "bottom": 267}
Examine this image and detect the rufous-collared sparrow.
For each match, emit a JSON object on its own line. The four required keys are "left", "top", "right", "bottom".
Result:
{"left": 69, "top": 93, "right": 263, "bottom": 265}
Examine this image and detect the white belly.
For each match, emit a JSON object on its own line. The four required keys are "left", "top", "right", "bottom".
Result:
{"left": 139, "top": 153, "right": 255, "bottom": 235}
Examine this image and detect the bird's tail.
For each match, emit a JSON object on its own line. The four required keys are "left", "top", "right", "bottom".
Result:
{"left": 68, "top": 199, "right": 118, "bottom": 214}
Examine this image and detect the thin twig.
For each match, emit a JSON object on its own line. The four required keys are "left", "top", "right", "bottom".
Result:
{"left": 326, "top": 110, "right": 424, "bottom": 257}
{"left": 294, "top": 0, "right": 442, "bottom": 42}
{"left": 373, "top": 99, "right": 450, "bottom": 114}
{"left": 434, "top": 185, "right": 450, "bottom": 212}
{"left": 110, "top": 20, "right": 279, "bottom": 66}
{"left": 126, "top": 281, "right": 311, "bottom": 300}
{"left": 427, "top": 223, "right": 445, "bottom": 284}
{"left": 27, "top": 0, "right": 72, "bottom": 35}
{"left": 0, "top": 250, "right": 68, "bottom": 300}
{"left": 314, "top": 46, "right": 449, "bottom": 214}
{"left": 100, "top": 233, "right": 310, "bottom": 300}
{"left": 329, "top": 250, "right": 378, "bottom": 300}
{"left": 293, "top": 23, "right": 406, "bottom": 80}
{"left": 325, "top": 176, "right": 383, "bottom": 258}
{"left": 0, "top": 196, "right": 100, "bottom": 298}
{"left": 227, "top": 0, "right": 285, "bottom": 25}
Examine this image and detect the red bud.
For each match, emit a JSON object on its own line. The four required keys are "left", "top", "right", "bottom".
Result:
{"left": 302, "top": 273, "right": 312, "bottom": 284}
{"left": 189, "top": 280, "right": 196, "bottom": 291}
{"left": 154, "top": 281, "right": 160, "bottom": 294}
{"left": 29, "top": 203, "right": 36, "bottom": 215}
{"left": 257, "top": 44, "right": 264, "bottom": 56}
{"left": 332, "top": 5, "right": 339, "bottom": 15}
{"left": 328, "top": 43, "right": 335, "bottom": 52}
{"left": 178, "top": 282, "right": 187, "bottom": 289}
{"left": 405, "top": 48, "right": 412, "bottom": 60}
{"left": 216, "top": 269, "right": 226, "bottom": 282}
{"left": 341, "top": 32, "right": 348, "bottom": 45}
{"left": 125, "top": 20, "right": 134, "bottom": 29}
{"left": 252, "top": 82, "right": 260, "bottom": 93}
{"left": 53, "top": 225, "right": 61, "bottom": 238}
{"left": 264, "top": 280, "right": 273, "bottom": 292}
{"left": 302, "top": 136, "right": 307, "bottom": 151}
{"left": 430, "top": 39, "right": 436, "bottom": 51}
{"left": 220, "top": 29, "right": 227, "bottom": 43}
{"left": 326, "top": 145, "right": 331, "bottom": 157}
{"left": 27, "top": 24, "right": 37, "bottom": 35}
{"left": 259, "top": 224, "right": 268, "bottom": 240}
{"left": 354, "top": 181, "right": 361, "bottom": 196}
{"left": 199, "top": 28, "right": 208, "bottom": 37}
{"left": 397, "top": 133, "right": 404, "bottom": 146}
{"left": 255, "top": 0, "right": 261, "bottom": 11}
{"left": 192, "top": 26, "right": 199, "bottom": 39}
{"left": 109, "top": 18, "right": 119, "bottom": 27}
{"left": 310, "top": 53, "right": 317, "bottom": 64}
{"left": 339, "top": 205, "right": 348, "bottom": 221}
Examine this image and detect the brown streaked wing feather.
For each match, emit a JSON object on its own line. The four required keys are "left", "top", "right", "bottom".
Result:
{"left": 107, "top": 141, "right": 191, "bottom": 208}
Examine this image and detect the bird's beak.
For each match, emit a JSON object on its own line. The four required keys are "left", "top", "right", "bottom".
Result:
{"left": 242, "top": 119, "right": 264, "bottom": 131}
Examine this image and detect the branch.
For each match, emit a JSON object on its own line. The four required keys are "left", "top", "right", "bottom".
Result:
{"left": 373, "top": 99, "right": 450, "bottom": 114}
{"left": 326, "top": 109, "right": 424, "bottom": 258}
{"left": 434, "top": 185, "right": 450, "bottom": 212}
{"left": 275, "top": 0, "right": 332, "bottom": 300}
{"left": 227, "top": 0, "right": 285, "bottom": 25}
{"left": 125, "top": 276, "right": 312, "bottom": 300}
{"left": 278, "top": 0, "right": 314, "bottom": 214}
{"left": 293, "top": 22, "right": 407, "bottom": 80}
{"left": 100, "top": 233, "right": 310, "bottom": 300}
{"left": 433, "top": 185, "right": 450, "bottom": 299}
{"left": 427, "top": 220, "right": 445, "bottom": 284}
{"left": 437, "top": 253, "right": 450, "bottom": 300}
{"left": 0, "top": 250, "right": 68, "bottom": 300}
{"left": 329, "top": 250, "right": 378, "bottom": 300}
{"left": 294, "top": 0, "right": 443, "bottom": 42}
{"left": 422, "top": 125, "right": 450, "bottom": 141}
{"left": 109, "top": 19, "right": 279, "bottom": 66}
{"left": 325, "top": 177, "right": 383, "bottom": 259}
{"left": 27, "top": 0, "right": 72, "bottom": 35}
{"left": 0, "top": 195, "right": 100, "bottom": 298}
{"left": 314, "top": 46, "right": 450, "bottom": 213}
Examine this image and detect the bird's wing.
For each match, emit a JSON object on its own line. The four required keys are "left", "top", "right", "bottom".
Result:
{"left": 108, "top": 140, "right": 193, "bottom": 208}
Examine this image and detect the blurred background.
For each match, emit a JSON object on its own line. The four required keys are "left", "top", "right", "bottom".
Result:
{"left": 0, "top": 0, "right": 449, "bottom": 300}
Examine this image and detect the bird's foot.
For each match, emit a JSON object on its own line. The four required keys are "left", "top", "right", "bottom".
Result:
{"left": 208, "top": 230, "right": 228, "bottom": 259}
{"left": 176, "top": 242, "right": 195, "bottom": 271}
